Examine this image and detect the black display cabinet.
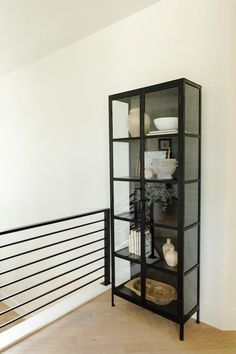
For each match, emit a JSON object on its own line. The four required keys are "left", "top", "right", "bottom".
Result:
{"left": 109, "top": 78, "right": 201, "bottom": 340}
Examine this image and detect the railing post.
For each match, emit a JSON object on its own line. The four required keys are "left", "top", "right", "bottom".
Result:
{"left": 103, "top": 209, "right": 111, "bottom": 285}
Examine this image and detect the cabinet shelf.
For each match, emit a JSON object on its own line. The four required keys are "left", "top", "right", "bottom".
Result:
{"left": 145, "top": 133, "right": 178, "bottom": 139}
{"left": 113, "top": 137, "right": 140, "bottom": 142}
{"left": 115, "top": 280, "right": 178, "bottom": 320}
{"left": 113, "top": 177, "right": 177, "bottom": 183}
{"left": 115, "top": 247, "right": 177, "bottom": 275}
{"left": 114, "top": 212, "right": 178, "bottom": 230}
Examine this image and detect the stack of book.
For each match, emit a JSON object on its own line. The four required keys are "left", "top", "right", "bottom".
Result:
{"left": 128, "top": 229, "right": 152, "bottom": 257}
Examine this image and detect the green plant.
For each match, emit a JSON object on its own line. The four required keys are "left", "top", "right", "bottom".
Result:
{"left": 145, "top": 185, "right": 174, "bottom": 212}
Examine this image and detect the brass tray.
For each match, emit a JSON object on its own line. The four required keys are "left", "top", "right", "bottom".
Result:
{"left": 124, "top": 277, "right": 177, "bottom": 305}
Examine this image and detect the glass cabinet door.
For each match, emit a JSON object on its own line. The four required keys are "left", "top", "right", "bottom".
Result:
{"left": 112, "top": 95, "right": 140, "bottom": 179}
{"left": 143, "top": 86, "right": 179, "bottom": 317}
{"left": 183, "top": 82, "right": 201, "bottom": 316}
{"left": 112, "top": 96, "right": 140, "bottom": 139}
{"left": 112, "top": 94, "right": 143, "bottom": 300}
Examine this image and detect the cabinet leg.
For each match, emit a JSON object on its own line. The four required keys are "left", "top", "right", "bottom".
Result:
{"left": 196, "top": 310, "right": 200, "bottom": 324}
{"left": 179, "top": 323, "right": 184, "bottom": 341}
{"left": 111, "top": 290, "right": 115, "bottom": 307}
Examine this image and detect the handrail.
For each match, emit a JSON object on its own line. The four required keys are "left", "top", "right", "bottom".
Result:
{"left": 0, "top": 208, "right": 108, "bottom": 235}
{"left": 0, "top": 208, "right": 110, "bottom": 330}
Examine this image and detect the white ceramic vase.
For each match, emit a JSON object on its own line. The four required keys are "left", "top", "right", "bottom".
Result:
{"left": 165, "top": 248, "right": 178, "bottom": 267}
{"left": 128, "top": 108, "right": 150, "bottom": 137}
{"left": 162, "top": 238, "right": 174, "bottom": 258}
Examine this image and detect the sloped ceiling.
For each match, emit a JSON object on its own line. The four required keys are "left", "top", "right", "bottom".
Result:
{"left": 0, "top": 0, "right": 160, "bottom": 77}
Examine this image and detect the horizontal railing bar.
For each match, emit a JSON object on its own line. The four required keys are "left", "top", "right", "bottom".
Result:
{"left": 0, "top": 209, "right": 109, "bottom": 236}
{"left": 0, "top": 266, "right": 104, "bottom": 316}
{"left": 0, "top": 274, "right": 104, "bottom": 329}
{"left": 184, "top": 263, "right": 199, "bottom": 276}
{"left": 1, "top": 219, "right": 104, "bottom": 247}
{"left": 0, "top": 256, "right": 105, "bottom": 301}
{"left": 1, "top": 228, "right": 105, "bottom": 261}
{"left": 0, "top": 247, "right": 105, "bottom": 288}
{"left": 0, "top": 238, "right": 105, "bottom": 275}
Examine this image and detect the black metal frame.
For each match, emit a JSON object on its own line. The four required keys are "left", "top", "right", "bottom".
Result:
{"left": 0, "top": 208, "right": 110, "bottom": 330}
{"left": 109, "top": 78, "right": 201, "bottom": 340}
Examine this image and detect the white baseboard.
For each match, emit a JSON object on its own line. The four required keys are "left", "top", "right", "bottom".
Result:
{"left": 199, "top": 300, "right": 224, "bottom": 329}
{"left": 195, "top": 300, "right": 236, "bottom": 330}
{"left": 222, "top": 306, "right": 236, "bottom": 330}
{"left": 0, "top": 281, "right": 110, "bottom": 351}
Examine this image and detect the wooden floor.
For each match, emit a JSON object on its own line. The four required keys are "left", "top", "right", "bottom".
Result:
{"left": 0, "top": 302, "right": 23, "bottom": 333}
{"left": 3, "top": 291, "right": 236, "bottom": 354}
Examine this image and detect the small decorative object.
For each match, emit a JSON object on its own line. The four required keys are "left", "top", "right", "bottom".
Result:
{"left": 145, "top": 168, "right": 154, "bottom": 179}
{"left": 128, "top": 229, "right": 152, "bottom": 257}
{"left": 152, "top": 159, "right": 178, "bottom": 179}
{"left": 159, "top": 138, "right": 171, "bottom": 151}
{"left": 165, "top": 248, "right": 178, "bottom": 267}
{"left": 145, "top": 185, "right": 174, "bottom": 212}
{"left": 125, "top": 277, "right": 177, "bottom": 305}
{"left": 162, "top": 238, "right": 175, "bottom": 258}
{"left": 154, "top": 117, "right": 178, "bottom": 131}
{"left": 128, "top": 108, "right": 150, "bottom": 137}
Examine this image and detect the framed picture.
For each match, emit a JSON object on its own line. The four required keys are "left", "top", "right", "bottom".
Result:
{"left": 159, "top": 138, "right": 171, "bottom": 151}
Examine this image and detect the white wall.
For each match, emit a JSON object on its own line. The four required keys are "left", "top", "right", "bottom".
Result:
{"left": 0, "top": 0, "right": 235, "bottom": 331}
{"left": 223, "top": 0, "right": 236, "bottom": 329}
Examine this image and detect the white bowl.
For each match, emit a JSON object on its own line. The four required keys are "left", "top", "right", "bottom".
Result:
{"left": 154, "top": 117, "right": 178, "bottom": 131}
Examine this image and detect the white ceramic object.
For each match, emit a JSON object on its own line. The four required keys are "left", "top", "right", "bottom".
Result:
{"left": 128, "top": 108, "right": 150, "bottom": 137}
{"left": 145, "top": 168, "right": 154, "bottom": 179}
{"left": 162, "top": 238, "right": 174, "bottom": 258}
{"left": 165, "top": 248, "right": 178, "bottom": 267}
{"left": 152, "top": 159, "right": 178, "bottom": 179}
{"left": 154, "top": 117, "right": 178, "bottom": 131}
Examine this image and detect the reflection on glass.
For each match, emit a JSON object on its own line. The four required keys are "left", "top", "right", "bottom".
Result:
{"left": 145, "top": 268, "right": 178, "bottom": 316}
{"left": 114, "top": 219, "right": 142, "bottom": 260}
{"left": 145, "top": 183, "right": 178, "bottom": 227}
{"left": 112, "top": 96, "right": 140, "bottom": 139}
{"left": 113, "top": 141, "right": 140, "bottom": 179}
{"left": 115, "top": 257, "right": 141, "bottom": 290}
{"left": 145, "top": 88, "right": 179, "bottom": 135}
{"left": 184, "top": 183, "right": 199, "bottom": 227}
{"left": 184, "top": 226, "right": 198, "bottom": 272}
{"left": 185, "top": 137, "right": 199, "bottom": 181}
{"left": 185, "top": 84, "right": 199, "bottom": 134}
{"left": 114, "top": 181, "right": 141, "bottom": 220}
{"left": 145, "top": 137, "right": 178, "bottom": 180}
{"left": 184, "top": 268, "right": 198, "bottom": 314}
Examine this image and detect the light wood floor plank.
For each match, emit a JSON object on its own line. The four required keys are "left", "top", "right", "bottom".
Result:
{"left": 2, "top": 291, "right": 236, "bottom": 354}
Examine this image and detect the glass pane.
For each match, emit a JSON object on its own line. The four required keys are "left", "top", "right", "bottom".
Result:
{"left": 113, "top": 141, "right": 140, "bottom": 179}
{"left": 114, "top": 219, "right": 141, "bottom": 261}
{"left": 115, "top": 256, "right": 141, "bottom": 286}
{"left": 145, "top": 183, "right": 178, "bottom": 227}
{"left": 184, "top": 268, "right": 198, "bottom": 314}
{"left": 114, "top": 181, "right": 141, "bottom": 221}
{"left": 184, "top": 226, "right": 199, "bottom": 272}
{"left": 146, "top": 226, "right": 178, "bottom": 272}
{"left": 145, "top": 87, "right": 178, "bottom": 135}
{"left": 185, "top": 137, "right": 199, "bottom": 181}
{"left": 145, "top": 136, "right": 178, "bottom": 181}
{"left": 185, "top": 84, "right": 200, "bottom": 134}
{"left": 112, "top": 96, "right": 140, "bottom": 139}
{"left": 145, "top": 268, "right": 178, "bottom": 316}
{"left": 184, "top": 182, "right": 199, "bottom": 227}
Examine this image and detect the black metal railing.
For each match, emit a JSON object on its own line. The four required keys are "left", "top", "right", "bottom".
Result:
{"left": 0, "top": 209, "right": 110, "bottom": 330}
